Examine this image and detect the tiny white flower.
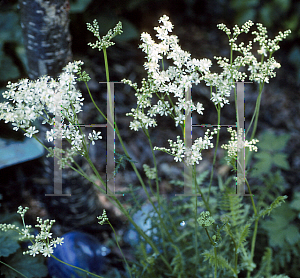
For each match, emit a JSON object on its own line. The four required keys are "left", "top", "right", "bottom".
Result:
{"left": 24, "top": 126, "right": 39, "bottom": 138}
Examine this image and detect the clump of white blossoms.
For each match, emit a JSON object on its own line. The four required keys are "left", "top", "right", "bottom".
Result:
{"left": 123, "top": 15, "right": 208, "bottom": 131}
{"left": 154, "top": 127, "right": 219, "bottom": 165}
{"left": 197, "top": 211, "right": 215, "bottom": 227}
{"left": 0, "top": 61, "right": 102, "bottom": 168}
{"left": 221, "top": 127, "right": 259, "bottom": 164}
{"left": 143, "top": 164, "right": 157, "bottom": 180}
{"left": 97, "top": 209, "right": 109, "bottom": 225}
{"left": 0, "top": 206, "right": 64, "bottom": 258}
{"left": 87, "top": 20, "right": 123, "bottom": 50}
{"left": 123, "top": 15, "right": 290, "bottom": 166}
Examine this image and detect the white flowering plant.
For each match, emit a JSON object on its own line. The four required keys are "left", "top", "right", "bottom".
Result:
{"left": 0, "top": 15, "right": 293, "bottom": 278}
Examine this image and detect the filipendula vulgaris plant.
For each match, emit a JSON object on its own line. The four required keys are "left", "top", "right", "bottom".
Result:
{"left": 0, "top": 15, "right": 292, "bottom": 277}
{"left": 121, "top": 15, "right": 291, "bottom": 277}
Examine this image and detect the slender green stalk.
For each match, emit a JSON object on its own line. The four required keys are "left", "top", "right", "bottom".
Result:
{"left": 34, "top": 128, "right": 174, "bottom": 272}
{"left": 0, "top": 261, "right": 28, "bottom": 278}
{"left": 144, "top": 128, "right": 179, "bottom": 238}
{"left": 195, "top": 181, "right": 211, "bottom": 215}
{"left": 84, "top": 80, "right": 107, "bottom": 121}
{"left": 107, "top": 221, "right": 133, "bottom": 278}
{"left": 50, "top": 254, "right": 104, "bottom": 278}
{"left": 194, "top": 165, "right": 199, "bottom": 277}
{"left": 214, "top": 247, "right": 217, "bottom": 278}
{"left": 103, "top": 47, "right": 114, "bottom": 130}
{"left": 113, "top": 197, "right": 173, "bottom": 272}
{"left": 245, "top": 82, "right": 264, "bottom": 141}
{"left": 203, "top": 227, "right": 218, "bottom": 278}
{"left": 207, "top": 105, "right": 221, "bottom": 203}
{"left": 245, "top": 178, "right": 258, "bottom": 278}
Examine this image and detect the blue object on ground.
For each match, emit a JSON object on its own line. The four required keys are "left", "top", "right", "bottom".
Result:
{"left": 0, "top": 137, "right": 44, "bottom": 169}
{"left": 124, "top": 203, "right": 160, "bottom": 253}
{"left": 48, "top": 231, "right": 109, "bottom": 278}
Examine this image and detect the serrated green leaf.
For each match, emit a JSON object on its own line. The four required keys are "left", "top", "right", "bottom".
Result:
{"left": 0, "top": 231, "right": 20, "bottom": 257}
{"left": 290, "top": 192, "right": 300, "bottom": 210}
{"left": 251, "top": 152, "right": 272, "bottom": 176}
{"left": 237, "top": 223, "right": 251, "bottom": 249}
{"left": 262, "top": 204, "right": 298, "bottom": 247}
{"left": 257, "top": 131, "right": 290, "bottom": 152}
{"left": 0, "top": 251, "right": 48, "bottom": 278}
{"left": 272, "top": 153, "right": 290, "bottom": 170}
{"left": 272, "top": 133, "right": 290, "bottom": 151}
{"left": 269, "top": 228, "right": 287, "bottom": 247}
{"left": 285, "top": 224, "right": 300, "bottom": 245}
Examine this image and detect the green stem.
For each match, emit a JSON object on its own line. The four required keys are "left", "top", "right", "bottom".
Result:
{"left": 113, "top": 197, "right": 173, "bottom": 272}
{"left": 207, "top": 105, "right": 221, "bottom": 203}
{"left": 204, "top": 227, "right": 218, "bottom": 278}
{"left": 245, "top": 82, "right": 264, "bottom": 141}
{"left": 107, "top": 221, "right": 133, "bottom": 278}
{"left": 110, "top": 123, "right": 173, "bottom": 272}
{"left": 194, "top": 166, "right": 199, "bottom": 277}
{"left": 0, "top": 260, "right": 28, "bottom": 278}
{"left": 195, "top": 179, "right": 211, "bottom": 215}
{"left": 144, "top": 128, "right": 179, "bottom": 238}
{"left": 84, "top": 80, "right": 107, "bottom": 122}
{"left": 245, "top": 178, "right": 258, "bottom": 278}
{"left": 214, "top": 247, "right": 217, "bottom": 278}
{"left": 101, "top": 46, "right": 172, "bottom": 270}
{"left": 103, "top": 47, "right": 114, "bottom": 130}
{"left": 50, "top": 254, "right": 104, "bottom": 278}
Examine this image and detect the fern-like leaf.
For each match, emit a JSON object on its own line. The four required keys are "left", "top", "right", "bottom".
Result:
{"left": 258, "top": 195, "right": 288, "bottom": 219}
{"left": 253, "top": 247, "right": 272, "bottom": 278}
{"left": 218, "top": 187, "right": 247, "bottom": 227}
{"left": 237, "top": 223, "right": 251, "bottom": 250}
{"left": 169, "top": 243, "right": 185, "bottom": 276}
{"left": 201, "top": 249, "right": 237, "bottom": 277}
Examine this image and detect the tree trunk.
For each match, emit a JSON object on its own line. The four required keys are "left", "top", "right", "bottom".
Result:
{"left": 19, "top": 0, "right": 72, "bottom": 79}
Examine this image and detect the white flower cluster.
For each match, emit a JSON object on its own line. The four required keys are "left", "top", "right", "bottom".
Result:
{"left": 221, "top": 127, "right": 259, "bottom": 162}
{"left": 154, "top": 127, "right": 219, "bottom": 165}
{"left": 123, "top": 14, "right": 210, "bottom": 130}
{"left": 124, "top": 16, "right": 289, "bottom": 166}
{"left": 218, "top": 20, "right": 291, "bottom": 85}
{"left": 143, "top": 164, "right": 157, "bottom": 180}
{"left": 87, "top": 20, "right": 123, "bottom": 50}
{"left": 0, "top": 61, "right": 102, "bottom": 167}
{"left": 0, "top": 60, "right": 84, "bottom": 134}
{"left": 0, "top": 206, "right": 64, "bottom": 258}
{"left": 97, "top": 209, "right": 109, "bottom": 225}
{"left": 197, "top": 211, "right": 215, "bottom": 227}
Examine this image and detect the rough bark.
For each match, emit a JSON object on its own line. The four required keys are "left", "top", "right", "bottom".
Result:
{"left": 19, "top": 0, "right": 72, "bottom": 79}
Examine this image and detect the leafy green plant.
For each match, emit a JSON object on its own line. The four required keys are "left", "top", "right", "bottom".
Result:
{"left": 0, "top": 211, "right": 48, "bottom": 278}
{"left": 0, "top": 15, "right": 297, "bottom": 278}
